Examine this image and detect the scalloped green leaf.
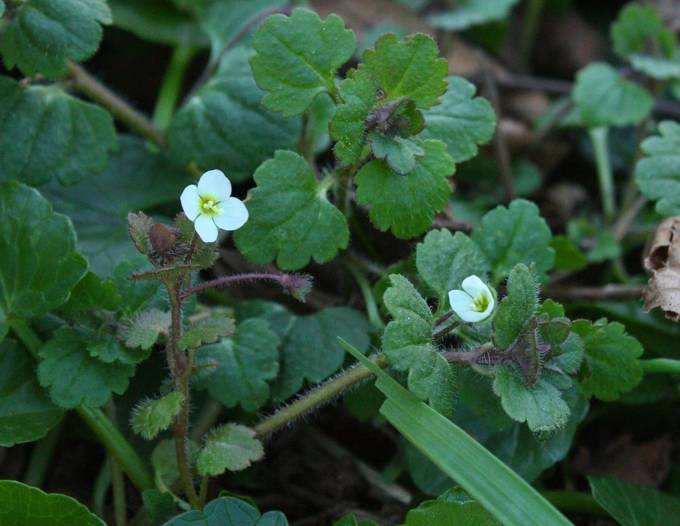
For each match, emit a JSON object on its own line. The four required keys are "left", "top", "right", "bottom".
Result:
{"left": 421, "top": 76, "right": 496, "bottom": 163}
{"left": 493, "top": 264, "right": 539, "bottom": 350}
{"left": 0, "top": 181, "right": 88, "bottom": 322}
{"left": 131, "top": 391, "right": 184, "bottom": 440}
{"left": 163, "top": 497, "right": 288, "bottom": 526}
{"left": 167, "top": 46, "right": 299, "bottom": 184}
{"left": 635, "top": 120, "right": 680, "bottom": 216}
{"left": 0, "top": 339, "right": 63, "bottom": 447}
{"left": 38, "top": 328, "right": 135, "bottom": 409}
{"left": 428, "top": 0, "right": 519, "bottom": 30}
{"left": 120, "top": 308, "right": 170, "bottom": 351}
{"left": 0, "top": 480, "right": 105, "bottom": 525}
{"left": 472, "top": 199, "right": 554, "bottom": 284}
{"left": 196, "top": 424, "right": 263, "bottom": 476}
{"left": 0, "top": 0, "right": 111, "bottom": 78}
{"left": 250, "top": 8, "right": 355, "bottom": 116}
{"left": 572, "top": 319, "right": 643, "bottom": 401}
{"left": 573, "top": 63, "right": 653, "bottom": 128}
{"left": 234, "top": 150, "right": 349, "bottom": 270}
{"left": 0, "top": 77, "right": 117, "bottom": 186}
{"left": 610, "top": 3, "right": 675, "bottom": 60}
{"left": 197, "top": 318, "right": 279, "bottom": 411}
{"left": 179, "top": 316, "right": 234, "bottom": 351}
{"left": 355, "top": 139, "right": 454, "bottom": 238}
{"left": 404, "top": 498, "right": 499, "bottom": 526}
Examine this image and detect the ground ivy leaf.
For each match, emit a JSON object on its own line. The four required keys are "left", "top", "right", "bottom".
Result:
{"left": 179, "top": 316, "right": 234, "bottom": 351}
{"left": 416, "top": 229, "right": 490, "bottom": 300}
{"left": 0, "top": 339, "right": 63, "bottom": 447}
{"left": 493, "top": 264, "right": 539, "bottom": 350}
{"left": 421, "top": 76, "right": 496, "bottom": 163}
{"left": 271, "top": 307, "right": 372, "bottom": 401}
{"left": 0, "top": 77, "right": 117, "bottom": 186}
{"left": 0, "top": 181, "right": 88, "bottom": 321}
{"left": 589, "top": 476, "right": 680, "bottom": 526}
{"left": 572, "top": 319, "right": 643, "bottom": 401}
{"left": 0, "top": 480, "right": 105, "bottom": 526}
{"left": 197, "top": 318, "right": 279, "bottom": 411}
{"left": 167, "top": 46, "right": 299, "bottom": 184}
{"left": 250, "top": 7, "right": 355, "bottom": 116}
{"left": 635, "top": 120, "right": 680, "bottom": 216}
{"left": 234, "top": 150, "right": 349, "bottom": 270}
{"left": 404, "top": 499, "right": 499, "bottom": 526}
{"left": 472, "top": 199, "right": 554, "bottom": 284}
{"left": 163, "top": 497, "right": 288, "bottom": 526}
{"left": 493, "top": 365, "right": 570, "bottom": 432}
{"left": 368, "top": 132, "right": 424, "bottom": 174}
{"left": 610, "top": 3, "right": 675, "bottom": 60}
{"left": 37, "top": 328, "right": 135, "bottom": 409}
{"left": 131, "top": 391, "right": 184, "bottom": 440}
{"left": 86, "top": 332, "right": 150, "bottom": 365}
{"left": 43, "top": 135, "right": 187, "bottom": 275}
{"left": 59, "top": 272, "right": 121, "bottom": 315}
{"left": 356, "top": 139, "right": 454, "bottom": 238}
{"left": 120, "top": 308, "right": 170, "bottom": 351}
{"left": 362, "top": 33, "right": 447, "bottom": 109}
{"left": 0, "top": 0, "right": 112, "bottom": 78}
{"left": 573, "top": 63, "right": 653, "bottom": 128}
{"left": 196, "top": 424, "right": 264, "bottom": 476}
{"left": 427, "top": 0, "right": 520, "bottom": 30}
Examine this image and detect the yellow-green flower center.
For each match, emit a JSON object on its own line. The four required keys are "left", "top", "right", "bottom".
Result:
{"left": 199, "top": 195, "right": 222, "bottom": 216}
{"left": 471, "top": 294, "right": 489, "bottom": 313}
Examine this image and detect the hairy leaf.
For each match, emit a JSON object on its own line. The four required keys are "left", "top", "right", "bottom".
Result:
{"left": 0, "top": 0, "right": 111, "bottom": 78}
{"left": 131, "top": 391, "right": 184, "bottom": 440}
{"left": 250, "top": 8, "right": 355, "bottom": 116}
{"left": 234, "top": 150, "right": 349, "bottom": 270}
{"left": 179, "top": 316, "right": 234, "bottom": 351}
{"left": 493, "top": 264, "right": 539, "bottom": 350}
{"left": 121, "top": 309, "right": 170, "bottom": 351}
{"left": 368, "top": 132, "right": 424, "bottom": 175}
{"left": 197, "top": 424, "right": 264, "bottom": 476}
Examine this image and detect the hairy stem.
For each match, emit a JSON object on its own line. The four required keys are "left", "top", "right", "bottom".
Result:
{"left": 589, "top": 127, "right": 616, "bottom": 223}
{"left": 180, "top": 272, "right": 301, "bottom": 301}
{"left": 68, "top": 62, "right": 165, "bottom": 146}
{"left": 9, "top": 319, "right": 154, "bottom": 492}
{"left": 153, "top": 45, "right": 197, "bottom": 130}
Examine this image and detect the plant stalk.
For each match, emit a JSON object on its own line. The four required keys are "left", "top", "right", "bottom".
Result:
{"left": 23, "top": 419, "right": 64, "bottom": 488}
{"left": 107, "top": 402, "right": 128, "bottom": 526}
{"left": 152, "top": 45, "right": 197, "bottom": 130}
{"left": 640, "top": 358, "right": 680, "bottom": 375}
{"left": 589, "top": 127, "right": 616, "bottom": 223}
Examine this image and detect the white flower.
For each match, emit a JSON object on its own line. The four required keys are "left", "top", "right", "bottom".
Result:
{"left": 180, "top": 169, "right": 248, "bottom": 243}
{"left": 448, "top": 275, "right": 495, "bottom": 323}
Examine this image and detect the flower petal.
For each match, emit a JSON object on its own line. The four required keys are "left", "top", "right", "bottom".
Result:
{"left": 213, "top": 197, "right": 249, "bottom": 231}
{"left": 198, "top": 169, "right": 231, "bottom": 199}
{"left": 461, "top": 275, "right": 489, "bottom": 298}
{"left": 194, "top": 214, "right": 218, "bottom": 243}
{"left": 449, "top": 289, "right": 472, "bottom": 316}
{"left": 180, "top": 184, "right": 200, "bottom": 220}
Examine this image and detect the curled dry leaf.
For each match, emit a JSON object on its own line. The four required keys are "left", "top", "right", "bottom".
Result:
{"left": 643, "top": 217, "right": 680, "bottom": 320}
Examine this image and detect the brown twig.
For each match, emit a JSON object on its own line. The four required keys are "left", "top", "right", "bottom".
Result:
{"left": 543, "top": 284, "right": 644, "bottom": 301}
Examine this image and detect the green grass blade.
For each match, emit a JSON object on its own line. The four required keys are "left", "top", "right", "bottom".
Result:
{"left": 339, "top": 339, "right": 573, "bottom": 526}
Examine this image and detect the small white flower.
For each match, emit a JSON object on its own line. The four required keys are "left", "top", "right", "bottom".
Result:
{"left": 448, "top": 275, "right": 495, "bottom": 323}
{"left": 180, "top": 169, "right": 248, "bottom": 243}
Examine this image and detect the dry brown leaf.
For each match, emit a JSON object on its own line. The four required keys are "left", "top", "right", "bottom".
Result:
{"left": 643, "top": 217, "right": 680, "bottom": 321}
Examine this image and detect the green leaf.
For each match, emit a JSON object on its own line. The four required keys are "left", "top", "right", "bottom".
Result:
{"left": 121, "top": 309, "right": 170, "bottom": 351}
{"left": 167, "top": 46, "right": 299, "bottom": 184}
{"left": 550, "top": 235, "right": 587, "bottom": 273}
{"left": 198, "top": 318, "right": 279, "bottom": 411}
{"left": 0, "top": 77, "right": 116, "bottom": 186}
{"left": 87, "top": 332, "right": 150, "bottom": 365}
{"left": 416, "top": 229, "right": 490, "bottom": 299}
{"left": 635, "top": 120, "right": 680, "bottom": 216}
{"left": 382, "top": 275, "right": 455, "bottom": 416}
{"left": 271, "top": 307, "right": 372, "bottom": 401}
{"left": 131, "top": 391, "right": 184, "bottom": 440}
{"left": 589, "top": 476, "right": 680, "bottom": 526}
{"left": 151, "top": 438, "right": 198, "bottom": 493}
{"left": 472, "top": 199, "right": 554, "bottom": 284}
{"left": 0, "top": 181, "right": 88, "bottom": 322}
{"left": 493, "top": 264, "right": 539, "bottom": 350}
{"left": 38, "top": 328, "right": 135, "bottom": 409}
{"left": 629, "top": 54, "right": 680, "bottom": 81}
{"left": 196, "top": 424, "right": 264, "bottom": 476}
{"left": 610, "top": 3, "right": 675, "bottom": 60}
{"left": 163, "top": 497, "right": 288, "bottom": 526}
{"left": 179, "top": 316, "right": 234, "bottom": 351}
{"left": 333, "top": 516, "right": 378, "bottom": 526}
{"left": 0, "top": 1, "right": 4, "bottom": 17}
{"left": 0, "top": 339, "right": 63, "bottom": 447}
{"left": 404, "top": 499, "right": 499, "bottom": 526}
{"left": 492, "top": 365, "right": 571, "bottom": 432}
{"left": 250, "top": 8, "right": 356, "bottom": 116}
{"left": 368, "top": 132, "right": 424, "bottom": 175}
{"left": 0, "top": 309, "right": 6, "bottom": 344}
{"left": 573, "top": 63, "right": 653, "bottom": 128}
{"left": 0, "top": 0, "right": 111, "bottom": 78}
{"left": 142, "top": 489, "right": 177, "bottom": 526}
{"left": 362, "top": 33, "right": 447, "bottom": 109}
{"left": 356, "top": 139, "right": 454, "bottom": 238}
{"left": 43, "top": 135, "right": 188, "bottom": 275}
{"left": 234, "top": 150, "right": 349, "bottom": 270}
{"left": 572, "top": 319, "right": 643, "bottom": 401}
{"left": 59, "top": 272, "right": 121, "bottom": 315}
{"left": 428, "top": 0, "right": 520, "bottom": 30}
{"left": 421, "top": 76, "right": 496, "bottom": 163}
{"left": 341, "top": 340, "right": 571, "bottom": 526}
{"left": 0, "top": 480, "right": 105, "bottom": 525}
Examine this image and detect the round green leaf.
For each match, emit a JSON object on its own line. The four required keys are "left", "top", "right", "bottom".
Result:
{"left": 163, "top": 496, "right": 288, "bottom": 526}
{"left": 196, "top": 424, "right": 264, "bottom": 476}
